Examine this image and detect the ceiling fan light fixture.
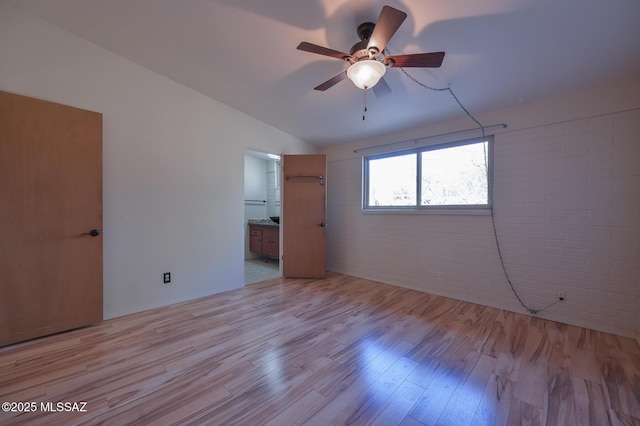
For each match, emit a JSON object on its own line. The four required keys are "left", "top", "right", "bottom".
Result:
{"left": 347, "top": 60, "right": 386, "bottom": 89}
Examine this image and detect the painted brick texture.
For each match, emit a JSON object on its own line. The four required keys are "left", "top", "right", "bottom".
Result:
{"left": 326, "top": 109, "right": 640, "bottom": 337}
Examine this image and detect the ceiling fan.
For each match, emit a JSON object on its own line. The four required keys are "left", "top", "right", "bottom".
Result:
{"left": 297, "top": 5, "right": 445, "bottom": 94}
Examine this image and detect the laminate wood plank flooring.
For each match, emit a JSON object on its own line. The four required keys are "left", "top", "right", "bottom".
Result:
{"left": 1, "top": 273, "right": 639, "bottom": 425}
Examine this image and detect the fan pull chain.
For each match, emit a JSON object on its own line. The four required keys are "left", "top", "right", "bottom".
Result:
{"left": 363, "top": 88, "right": 368, "bottom": 120}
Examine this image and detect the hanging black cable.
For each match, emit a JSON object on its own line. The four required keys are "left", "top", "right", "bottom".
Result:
{"left": 397, "top": 64, "right": 556, "bottom": 315}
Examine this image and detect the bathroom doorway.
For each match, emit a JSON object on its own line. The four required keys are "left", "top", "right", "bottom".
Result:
{"left": 244, "top": 150, "right": 281, "bottom": 284}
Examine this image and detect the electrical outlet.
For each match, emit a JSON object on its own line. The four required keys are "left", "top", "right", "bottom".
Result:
{"left": 557, "top": 291, "right": 566, "bottom": 302}
{"left": 163, "top": 272, "right": 171, "bottom": 284}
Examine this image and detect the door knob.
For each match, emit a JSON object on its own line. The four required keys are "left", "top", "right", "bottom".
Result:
{"left": 320, "top": 222, "right": 327, "bottom": 227}
{"left": 82, "top": 229, "right": 101, "bottom": 237}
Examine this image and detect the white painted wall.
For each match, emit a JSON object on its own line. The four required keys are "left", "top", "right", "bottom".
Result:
{"left": 266, "top": 160, "right": 281, "bottom": 218}
{"left": 244, "top": 154, "right": 268, "bottom": 216}
{"left": 0, "top": 4, "right": 316, "bottom": 319}
{"left": 244, "top": 154, "right": 267, "bottom": 259}
{"left": 323, "top": 77, "right": 640, "bottom": 338}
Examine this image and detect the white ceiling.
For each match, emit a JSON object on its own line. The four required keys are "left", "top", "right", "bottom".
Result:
{"left": 7, "top": 0, "right": 640, "bottom": 147}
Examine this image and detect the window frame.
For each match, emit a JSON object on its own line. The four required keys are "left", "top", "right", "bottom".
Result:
{"left": 362, "top": 136, "right": 493, "bottom": 212}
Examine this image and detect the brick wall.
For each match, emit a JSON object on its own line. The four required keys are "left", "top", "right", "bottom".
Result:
{"left": 492, "top": 110, "right": 640, "bottom": 334}
{"left": 324, "top": 81, "right": 640, "bottom": 337}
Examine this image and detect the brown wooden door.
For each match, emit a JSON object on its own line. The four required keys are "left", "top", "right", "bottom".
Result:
{"left": 0, "top": 91, "right": 103, "bottom": 347}
{"left": 282, "top": 154, "right": 326, "bottom": 278}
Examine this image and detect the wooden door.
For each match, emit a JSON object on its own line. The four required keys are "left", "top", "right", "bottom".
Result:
{"left": 282, "top": 154, "right": 326, "bottom": 278}
{"left": 0, "top": 91, "right": 103, "bottom": 347}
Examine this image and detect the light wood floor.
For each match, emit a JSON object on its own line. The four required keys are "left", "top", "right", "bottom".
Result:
{"left": 1, "top": 273, "right": 639, "bottom": 425}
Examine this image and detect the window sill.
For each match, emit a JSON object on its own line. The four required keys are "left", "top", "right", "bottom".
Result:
{"left": 362, "top": 208, "right": 491, "bottom": 216}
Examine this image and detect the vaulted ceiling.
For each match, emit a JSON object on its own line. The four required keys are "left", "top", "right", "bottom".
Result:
{"left": 7, "top": 0, "right": 640, "bottom": 147}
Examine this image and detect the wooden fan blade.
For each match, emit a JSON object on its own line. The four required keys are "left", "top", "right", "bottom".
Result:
{"left": 367, "top": 6, "right": 407, "bottom": 56}
{"left": 314, "top": 71, "right": 347, "bottom": 91}
{"left": 297, "top": 42, "right": 352, "bottom": 61}
{"left": 386, "top": 52, "right": 445, "bottom": 68}
{"left": 372, "top": 77, "right": 392, "bottom": 97}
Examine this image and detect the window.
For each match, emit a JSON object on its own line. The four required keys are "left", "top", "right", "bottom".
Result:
{"left": 364, "top": 137, "right": 491, "bottom": 210}
{"left": 367, "top": 152, "right": 417, "bottom": 206}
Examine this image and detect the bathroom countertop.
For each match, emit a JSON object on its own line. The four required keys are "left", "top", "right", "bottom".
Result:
{"left": 248, "top": 219, "right": 279, "bottom": 226}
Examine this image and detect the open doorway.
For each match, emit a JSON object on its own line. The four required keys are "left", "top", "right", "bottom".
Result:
{"left": 244, "top": 149, "right": 281, "bottom": 284}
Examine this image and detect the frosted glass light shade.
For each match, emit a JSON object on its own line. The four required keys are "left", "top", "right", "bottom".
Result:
{"left": 347, "top": 60, "right": 386, "bottom": 89}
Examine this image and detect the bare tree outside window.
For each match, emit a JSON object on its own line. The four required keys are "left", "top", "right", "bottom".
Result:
{"left": 421, "top": 142, "right": 488, "bottom": 205}
{"left": 364, "top": 138, "right": 490, "bottom": 210}
{"left": 368, "top": 153, "right": 416, "bottom": 206}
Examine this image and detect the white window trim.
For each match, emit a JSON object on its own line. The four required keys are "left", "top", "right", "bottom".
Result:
{"left": 362, "top": 136, "right": 493, "bottom": 213}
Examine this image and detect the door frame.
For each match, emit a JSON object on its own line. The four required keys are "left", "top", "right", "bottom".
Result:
{"left": 243, "top": 149, "right": 283, "bottom": 278}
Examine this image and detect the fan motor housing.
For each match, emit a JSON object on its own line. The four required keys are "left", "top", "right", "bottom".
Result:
{"left": 350, "top": 22, "right": 377, "bottom": 60}
{"left": 349, "top": 40, "right": 370, "bottom": 60}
